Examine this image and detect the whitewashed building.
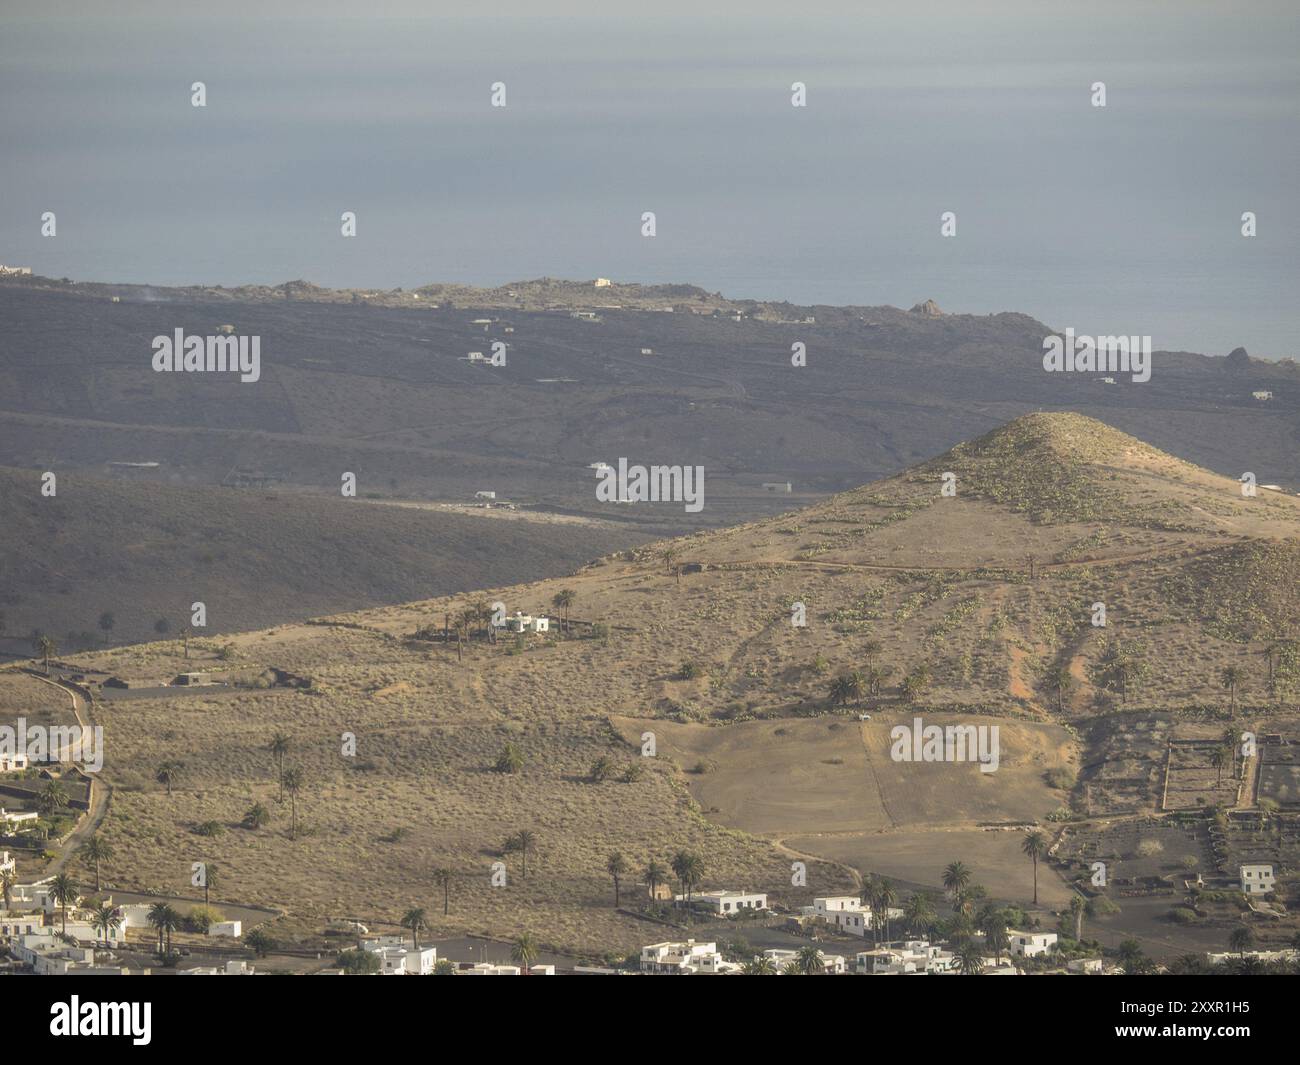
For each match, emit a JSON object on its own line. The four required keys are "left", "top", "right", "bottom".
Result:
{"left": 1007, "top": 930, "right": 1058, "bottom": 957}
{"left": 1240, "top": 863, "right": 1275, "bottom": 895}
{"left": 640, "top": 939, "right": 736, "bottom": 974}
{"left": 677, "top": 889, "right": 767, "bottom": 916}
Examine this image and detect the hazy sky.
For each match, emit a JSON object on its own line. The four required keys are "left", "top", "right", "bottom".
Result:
{"left": 2, "top": 1, "right": 1298, "bottom": 356}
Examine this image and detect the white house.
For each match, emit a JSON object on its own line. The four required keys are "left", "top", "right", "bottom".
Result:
{"left": 0, "top": 808, "right": 39, "bottom": 831}
{"left": 474, "top": 490, "right": 496, "bottom": 500}
{"left": 2, "top": 881, "right": 60, "bottom": 914}
{"left": 504, "top": 611, "right": 549, "bottom": 634}
{"left": 640, "top": 939, "right": 736, "bottom": 974}
{"left": 0, "top": 914, "right": 43, "bottom": 938}
{"left": 829, "top": 910, "right": 870, "bottom": 937}
{"left": 114, "top": 903, "right": 156, "bottom": 931}
{"left": 461, "top": 962, "right": 520, "bottom": 975}
{"left": 1240, "top": 863, "right": 1275, "bottom": 895}
{"left": 1252, "top": 391, "right": 1274, "bottom": 401}
{"left": 812, "top": 895, "right": 861, "bottom": 916}
{"left": 362, "top": 936, "right": 437, "bottom": 975}
{"left": 465, "top": 351, "right": 486, "bottom": 362}
{"left": 594, "top": 278, "right": 612, "bottom": 288}
{"left": 10, "top": 933, "right": 127, "bottom": 975}
{"left": 1007, "top": 930, "right": 1058, "bottom": 957}
{"left": 0, "top": 752, "right": 29, "bottom": 772}
{"left": 1067, "top": 957, "right": 1106, "bottom": 974}
{"left": 208, "top": 920, "right": 242, "bottom": 938}
{"left": 855, "top": 941, "right": 953, "bottom": 974}
{"left": 761, "top": 482, "right": 793, "bottom": 493}
{"left": 640, "top": 347, "right": 653, "bottom": 355}
{"left": 677, "top": 889, "right": 767, "bottom": 916}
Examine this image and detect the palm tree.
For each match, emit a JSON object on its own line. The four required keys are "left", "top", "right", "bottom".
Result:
{"left": 899, "top": 673, "right": 923, "bottom": 704}
{"left": 147, "top": 902, "right": 170, "bottom": 956}
{"left": 1117, "top": 938, "right": 1149, "bottom": 974}
{"left": 828, "top": 674, "right": 856, "bottom": 709}
{"left": 511, "top": 932, "right": 540, "bottom": 974}
{"left": 1, "top": 867, "right": 17, "bottom": 911}
{"left": 1262, "top": 642, "right": 1279, "bottom": 695}
{"left": 795, "top": 945, "right": 825, "bottom": 974}
{"left": 512, "top": 830, "right": 536, "bottom": 879}
{"left": 34, "top": 634, "right": 57, "bottom": 674}
{"left": 472, "top": 598, "right": 493, "bottom": 639}
{"left": 1045, "top": 666, "right": 1073, "bottom": 713}
{"left": 49, "top": 873, "right": 77, "bottom": 936}
{"left": 1220, "top": 665, "right": 1245, "bottom": 716}
{"left": 953, "top": 941, "right": 985, "bottom": 975}
{"left": 155, "top": 761, "right": 181, "bottom": 795}
{"left": 37, "top": 781, "right": 69, "bottom": 817}
{"left": 201, "top": 863, "right": 218, "bottom": 906}
{"left": 606, "top": 852, "right": 628, "bottom": 908}
{"left": 243, "top": 802, "right": 270, "bottom": 829}
{"left": 645, "top": 859, "right": 667, "bottom": 903}
{"left": 943, "top": 860, "right": 972, "bottom": 902}
{"left": 862, "top": 639, "right": 883, "bottom": 668}
{"left": 495, "top": 742, "right": 524, "bottom": 774}
{"left": 282, "top": 767, "right": 304, "bottom": 839}
{"left": 670, "top": 851, "right": 703, "bottom": 907}
{"left": 552, "top": 589, "right": 576, "bottom": 633}
{"left": 401, "top": 907, "right": 428, "bottom": 948}
{"left": 245, "top": 928, "right": 275, "bottom": 957}
{"left": 981, "top": 918, "right": 1009, "bottom": 965}
{"left": 433, "top": 867, "right": 454, "bottom": 916}
{"left": 78, "top": 837, "right": 114, "bottom": 892}
{"left": 903, "top": 892, "right": 937, "bottom": 937}
{"left": 1209, "top": 746, "right": 1228, "bottom": 787}
{"left": 91, "top": 904, "right": 121, "bottom": 949}
{"left": 864, "top": 664, "right": 888, "bottom": 697}
{"left": 268, "top": 733, "right": 290, "bottom": 801}
{"left": 1228, "top": 926, "right": 1254, "bottom": 959}
{"left": 742, "top": 955, "right": 777, "bottom": 974}
{"left": 876, "top": 879, "right": 898, "bottom": 942}
{"left": 1068, "top": 892, "right": 1090, "bottom": 941}
{"left": 661, "top": 546, "right": 679, "bottom": 576}
{"left": 1022, "top": 830, "right": 1047, "bottom": 906}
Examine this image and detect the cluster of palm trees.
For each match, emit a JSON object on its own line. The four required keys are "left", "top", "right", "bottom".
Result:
{"left": 146, "top": 901, "right": 183, "bottom": 957}
{"left": 1206, "top": 726, "right": 1244, "bottom": 787}
{"left": 267, "top": 733, "right": 306, "bottom": 838}
{"left": 741, "top": 944, "right": 827, "bottom": 975}
{"left": 502, "top": 830, "right": 536, "bottom": 878}
{"left": 827, "top": 660, "right": 931, "bottom": 709}
{"left": 396, "top": 868, "right": 458, "bottom": 950}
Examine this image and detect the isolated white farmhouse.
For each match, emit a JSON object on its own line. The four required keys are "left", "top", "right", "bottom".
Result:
{"left": 676, "top": 889, "right": 767, "bottom": 915}
{"left": 1240, "top": 863, "right": 1275, "bottom": 895}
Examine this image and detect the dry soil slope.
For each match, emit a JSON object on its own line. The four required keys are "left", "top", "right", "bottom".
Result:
{"left": 62, "top": 413, "right": 1300, "bottom": 952}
